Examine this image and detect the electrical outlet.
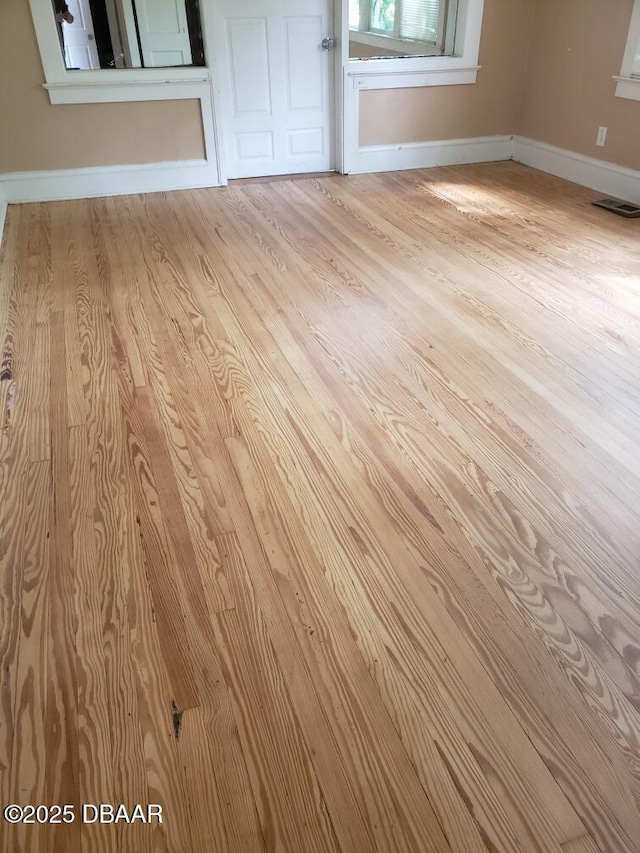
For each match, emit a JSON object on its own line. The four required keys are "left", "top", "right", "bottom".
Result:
{"left": 596, "top": 126, "right": 608, "bottom": 147}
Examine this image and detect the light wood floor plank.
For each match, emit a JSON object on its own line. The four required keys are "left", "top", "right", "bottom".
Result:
{"left": 77, "top": 201, "right": 151, "bottom": 853}
{"left": 160, "top": 176, "right": 640, "bottom": 848}
{"left": 561, "top": 834, "right": 603, "bottom": 853}
{"left": 68, "top": 424, "right": 116, "bottom": 853}
{"left": 304, "top": 173, "right": 640, "bottom": 512}
{"left": 144, "top": 191, "right": 496, "bottom": 849}
{"left": 47, "top": 309, "right": 81, "bottom": 853}
{"left": 1, "top": 163, "right": 640, "bottom": 852}
{"left": 226, "top": 433, "right": 455, "bottom": 853}
{"left": 183, "top": 248, "right": 582, "bottom": 851}
{"left": 7, "top": 461, "right": 50, "bottom": 853}
{"left": 100, "top": 201, "right": 264, "bottom": 851}
{"left": 214, "top": 532, "right": 340, "bottom": 853}
{"left": 0, "top": 206, "right": 30, "bottom": 812}
{"left": 179, "top": 175, "right": 640, "bottom": 852}
{"left": 236, "top": 175, "right": 640, "bottom": 721}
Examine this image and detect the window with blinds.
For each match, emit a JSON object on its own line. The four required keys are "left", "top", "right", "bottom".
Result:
{"left": 400, "top": 0, "right": 442, "bottom": 44}
{"left": 350, "top": 0, "right": 458, "bottom": 56}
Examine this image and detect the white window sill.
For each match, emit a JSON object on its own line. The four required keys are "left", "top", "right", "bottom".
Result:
{"left": 43, "top": 68, "right": 210, "bottom": 104}
{"left": 614, "top": 75, "right": 640, "bottom": 101}
{"left": 347, "top": 61, "right": 480, "bottom": 89}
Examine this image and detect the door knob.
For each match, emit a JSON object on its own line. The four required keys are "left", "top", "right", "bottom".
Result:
{"left": 321, "top": 37, "right": 337, "bottom": 51}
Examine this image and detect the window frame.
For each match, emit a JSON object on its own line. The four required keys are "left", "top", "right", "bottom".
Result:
{"left": 28, "top": 0, "right": 212, "bottom": 104}
{"left": 615, "top": 0, "right": 640, "bottom": 101}
{"left": 349, "top": 0, "right": 450, "bottom": 57}
{"left": 346, "top": 0, "right": 485, "bottom": 83}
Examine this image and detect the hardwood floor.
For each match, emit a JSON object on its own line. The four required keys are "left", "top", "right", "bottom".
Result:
{"left": 1, "top": 161, "right": 639, "bottom": 852}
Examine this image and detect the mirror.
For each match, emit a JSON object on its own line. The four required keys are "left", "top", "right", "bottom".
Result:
{"left": 349, "top": 0, "right": 458, "bottom": 60}
{"left": 52, "top": 0, "right": 205, "bottom": 69}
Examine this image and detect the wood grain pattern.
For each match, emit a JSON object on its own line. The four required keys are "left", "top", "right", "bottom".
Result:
{"left": 1, "top": 162, "right": 640, "bottom": 852}
{"left": 7, "top": 461, "right": 50, "bottom": 853}
{"left": 561, "top": 835, "right": 603, "bottom": 853}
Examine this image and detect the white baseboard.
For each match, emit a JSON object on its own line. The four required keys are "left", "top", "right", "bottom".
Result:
{"left": 0, "top": 159, "right": 221, "bottom": 204}
{"left": 1, "top": 136, "right": 638, "bottom": 215}
{"left": 347, "top": 134, "right": 640, "bottom": 206}
{"left": 346, "top": 135, "right": 514, "bottom": 175}
{"left": 513, "top": 136, "right": 640, "bottom": 204}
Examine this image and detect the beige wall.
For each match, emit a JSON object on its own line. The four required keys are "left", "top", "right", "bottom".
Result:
{"left": 359, "top": 0, "right": 536, "bottom": 146}
{"left": 0, "top": 0, "right": 205, "bottom": 173}
{"left": 518, "top": 0, "right": 640, "bottom": 171}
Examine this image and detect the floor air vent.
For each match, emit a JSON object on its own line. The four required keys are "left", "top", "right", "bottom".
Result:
{"left": 592, "top": 198, "right": 640, "bottom": 218}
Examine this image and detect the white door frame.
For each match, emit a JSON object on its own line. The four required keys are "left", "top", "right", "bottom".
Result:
{"left": 335, "top": 0, "right": 348, "bottom": 175}
{"left": 117, "top": 0, "right": 143, "bottom": 67}
{"left": 205, "top": 0, "right": 346, "bottom": 184}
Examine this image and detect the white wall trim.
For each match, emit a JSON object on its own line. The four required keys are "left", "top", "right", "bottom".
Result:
{"left": 344, "top": 64, "right": 480, "bottom": 172}
{"left": 25, "top": 0, "right": 223, "bottom": 184}
{"left": 5, "top": 81, "right": 224, "bottom": 191}
{"left": 614, "top": 75, "right": 640, "bottom": 101}
{"left": 28, "top": 0, "right": 211, "bottom": 96}
{"left": 43, "top": 81, "right": 221, "bottom": 186}
{"left": 2, "top": 135, "right": 639, "bottom": 208}
{"left": 346, "top": 135, "right": 513, "bottom": 174}
{"left": 0, "top": 160, "right": 221, "bottom": 204}
{"left": 350, "top": 66, "right": 480, "bottom": 90}
{"left": 44, "top": 77, "right": 210, "bottom": 104}
{"left": 345, "top": 0, "right": 485, "bottom": 76}
{"left": 343, "top": 132, "right": 640, "bottom": 203}
{"left": 513, "top": 137, "right": 640, "bottom": 205}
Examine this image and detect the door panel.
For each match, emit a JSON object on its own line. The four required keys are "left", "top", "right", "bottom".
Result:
{"left": 135, "top": 0, "right": 193, "bottom": 67}
{"left": 228, "top": 20, "right": 272, "bottom": 114}
{"left": 285, "top": 17, "right": 324, "bottom": 111}
{"left": 288, "top": 127, "right": 324, "bottom": 156}
{"left": 62, "top": 0, "right": 100, "bottom": 69}
{"left": 214, "top": 0, "right": 334, "bottom": 178}
{"left": 236, "top": 132, "right": 274, "bottom": 160}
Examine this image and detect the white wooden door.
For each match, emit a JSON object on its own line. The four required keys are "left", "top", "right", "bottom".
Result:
{"left": 135, "top": 0, "right": 193, "bottom": 67}
{"left": 213, "top": 0, "right": 335, "bottom": 178}
{"left": 62, "top": 0, "right": 100, "bottom": 69}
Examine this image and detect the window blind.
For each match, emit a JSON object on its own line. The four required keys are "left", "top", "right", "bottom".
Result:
{"left": 400, "top": 0, "right": 443, "bottom": 44}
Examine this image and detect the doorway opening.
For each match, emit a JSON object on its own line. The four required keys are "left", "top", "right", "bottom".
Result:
{"left": 211, "top": 0, "right": 344, "bottom": 180}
